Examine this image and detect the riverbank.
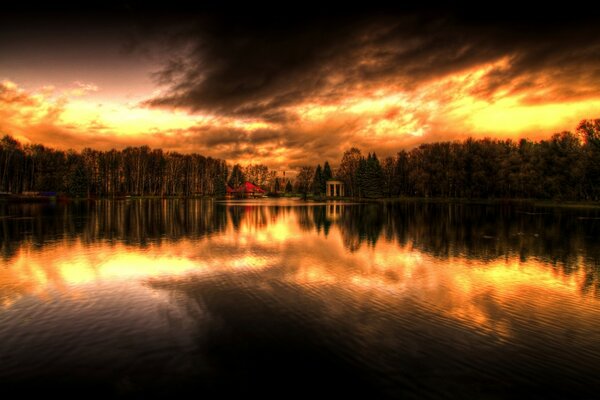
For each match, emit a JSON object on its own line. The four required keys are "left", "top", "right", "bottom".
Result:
{"left": 0, "top": 194, "right": 216, "bottom": 203}
{"left": 309, "top": 195, "right": 600, "bottom": 209}
{"left": 2, "top": 193, "right": 600, "bottom": 209}
{"left": 375, "top": 197, "right": 600, "bottom": 209}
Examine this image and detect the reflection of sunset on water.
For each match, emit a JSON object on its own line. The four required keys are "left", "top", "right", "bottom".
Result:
{"left": 1, "top": 202, "right": 597, "bottom": 344}
{"left": 0, "top": 200, "right": 599, "bottom": 398}
{"left": 4, "top": 8, "right": 600, "bottom": 397}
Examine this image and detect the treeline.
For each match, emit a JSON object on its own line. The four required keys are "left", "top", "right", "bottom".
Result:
{"left": 227, "top": 163, "right": 297, "bottom": 194}
{"left": 308, "top": 119, "right": 600, "bottom": 201}
{"left": 2, "top": 118, "right": 600, "bottom": 200}
{"left": 0, "top": 137, "right": 228, "bottom": 197}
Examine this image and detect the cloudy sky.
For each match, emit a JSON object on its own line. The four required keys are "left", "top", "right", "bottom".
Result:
{"left": 2, "top": 5, "right": 600, "bottom": 169}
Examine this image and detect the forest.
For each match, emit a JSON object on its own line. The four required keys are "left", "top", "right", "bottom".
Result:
{"left": 0, "top": 139, "right": 228, "bottom": 197}
{"left": 303, "top": 119, "right": 600, "bottom": 201}
{"left": 0, "top": 118, "right": 599, "bottom": 201}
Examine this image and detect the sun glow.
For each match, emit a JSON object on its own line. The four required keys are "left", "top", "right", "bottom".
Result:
{"left": 60, "top": 99, "right": 201, "bottom": 136}
{"left": 3, "top": 48, "right": 600, "bottom": 166}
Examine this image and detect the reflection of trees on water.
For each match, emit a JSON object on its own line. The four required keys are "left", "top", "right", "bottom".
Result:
{"left": 296, "top": 206, "right": 315, "bottom": 232}
{"left": 328, "top": 202, "right": 600, "bottom": 296}
{"left": 228, "top": 205, "right": 288, "bottom": 232}
{"left": 0, "top": 199, "right": 228, "bottom": 259}
{"left": 335, "top": 204, "right": 384, "bottom": 251}
{"left": 312, "top": 206, "right": 332, "bottom": 237}
{"left": 0, "top": 200, "right": 598, "bottom": 295}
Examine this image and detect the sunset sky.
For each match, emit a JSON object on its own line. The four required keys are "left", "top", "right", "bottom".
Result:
{"left": 2, "top": 6, "right": 600, "bottom": 169}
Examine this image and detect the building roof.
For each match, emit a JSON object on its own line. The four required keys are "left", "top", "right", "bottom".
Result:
{"left": 233, "top": 181, "right": 266, "bottom": 193}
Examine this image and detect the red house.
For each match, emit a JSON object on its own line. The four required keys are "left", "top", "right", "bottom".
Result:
{"left": 228, "top": 182, "right": 266, "bottom": 198}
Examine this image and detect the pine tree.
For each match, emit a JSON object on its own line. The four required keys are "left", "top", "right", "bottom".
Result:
{"left": 274, "top": 177, "right": 281, "bottom": 193}
{"left": 322, "top": 161, "right": 332, "bottom": 192}
{"left": 285, "top": 180, "right": 293, "bottom": 194}
{"left": 312, "top": 164, "right": 324, "bottom": 195}
{"left": 364, "top": 153, "right": 384, "bottom": 198}
{"left": 356, "top": 153, "right": 384, "bottom": 198}
{"left": 355, "top": 156, "right": 367, "bottom": 198}
{"left": 227, "top": 164, "right": 245, "bottom": 189}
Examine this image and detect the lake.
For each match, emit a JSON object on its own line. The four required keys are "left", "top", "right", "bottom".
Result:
{"left": 1, "top": 199, "right": 599, "bottom": 399}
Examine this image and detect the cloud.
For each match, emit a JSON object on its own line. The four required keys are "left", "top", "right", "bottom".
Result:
{"left": 0, "top": 80, "right": 145, "bottom": 149}
{"left": 141, "top": 11, "right": 600, "bottom": 122}
{"left": 3, "top": 9, "right": 600, "bottom": 170}
{"left": 4, "top": 73, "right": 600, "bottom": 173}
{"left": 68, "top": 81, "right": 99, "bottom": 97}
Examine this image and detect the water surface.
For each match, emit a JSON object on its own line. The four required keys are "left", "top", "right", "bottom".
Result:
{"left": 1, "top": 199, "right": 599, "bottom": 398}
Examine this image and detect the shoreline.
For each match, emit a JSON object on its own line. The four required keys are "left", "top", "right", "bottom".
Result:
{"left": 2, "top": 194, "right": 599, "bottom": 209}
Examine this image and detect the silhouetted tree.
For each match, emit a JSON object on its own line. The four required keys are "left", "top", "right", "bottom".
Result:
{"left": 338, "top": 147, "right": 362, "bottom": 197}
{"left": 0, "top": 135, "right": 228, "bottom": 197}
{"left": 1, "top": 118, "right": 599, "bottom": 201}
{"left": 322, "top": 161, "right": 333, "bottom": 186}
{"left": 228, "top": 164, "right": 245, "bottom": 189}
{"left": 312, "top": 164, "right": 325, "bottom": 195}
{"left": 244, "top": 164, "right": 269, "bottom": 188}
{"left": 295, "top": 166, "right": 315, "bottom": 199}
{"left": 274, "top": 177, "right": 281, "bottom": 193}
{"left": 363, "top": 153, "right": 384, "bottom": 198}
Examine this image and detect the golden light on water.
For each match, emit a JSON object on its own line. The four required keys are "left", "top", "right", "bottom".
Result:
{"left": 3, "top": 12, "right": 600, "bottom": 396}
{"left": 1, "top": 205, "right": 595, "bottom": 343}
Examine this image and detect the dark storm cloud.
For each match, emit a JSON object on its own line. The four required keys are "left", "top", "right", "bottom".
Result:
{"left": 471, "top": 34, "right": 600, "bottom": 104}
{"left": 174, "top": 125, "right": 284, "bottom": 148}
{"left": 142, "top": 8, "right": 600, "bottom": 119}
{"left": 3, "top": 6, "right": 600, "bottom": 168}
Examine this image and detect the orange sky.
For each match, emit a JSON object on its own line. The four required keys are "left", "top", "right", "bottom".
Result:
{"left": 1, "top": 11, "right": 599, "bottom": 169}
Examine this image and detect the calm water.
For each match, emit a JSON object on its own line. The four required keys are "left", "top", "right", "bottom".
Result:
{"left": 1, "top": 199, "right": 599, "bottom": 399}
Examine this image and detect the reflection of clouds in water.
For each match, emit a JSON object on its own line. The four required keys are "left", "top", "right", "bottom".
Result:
{"left": 1, "top": 201, "right": 598, "bottom": 344}
{"left": 144, "top": 255, "right": 600, "bottom": 399}
{"left": 0, "top": 201, "right": 599, "bottom": 399}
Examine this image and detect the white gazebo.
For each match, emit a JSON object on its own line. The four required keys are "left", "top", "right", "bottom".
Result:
{"left": 326, "top": 180, "right": 345, "bottom": 197}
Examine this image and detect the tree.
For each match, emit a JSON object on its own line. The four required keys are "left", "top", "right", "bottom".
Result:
{"left": 322, "top": 161, "right": 333, "bottom": 186}
{"left": 295, "top": 166, "right": 315, "bottom": 199}
{"left": 265, "top": 170, "right": 277, "bottom": 192}
{"left": 311, "top": 164, "right": 324, "bottom": 195}
{"left": 363, "top": 153, "right": 384, "bottom": 198}
{"left": 228, "top": 164, "right": 245, "bottom": 189}
{"left": 244, "top": 164, "right": 269, "bottom": 188}
{"left": 338, "top": 148, "right": 362, "bottom": 197}
{"left": 0, "top": 119, "right": 598, "bottom": 201}
{"left": 212, "top": 161, "right": 228, "bottom": 197}
{"left": 274, "top": 177, "right": 281, "bottom": 193}
{"left": 355, "top": 156, "right": 367, "bottom": 197}
{"left": 355, "top": 153, "right": 384, "bottom": 198}
{"left": 577, "top": 119, "right": 600, "bottom": 200}
{"left": 66, "top": 162, "right": 90, "bottom": 198}
{"left": 577, "top": 118, "right": 600, "bottom": 147}
{"left": 394, "top": 150, "right": 411, "bottom": 196}
{"left": 381, "top": 156, "right": 396, "bottom": 197}
{"left": 0, "top": 135, "right": 21, "bottom": 193}
{"left": 0, "top": 135, "right": 229, "bottom": 198}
